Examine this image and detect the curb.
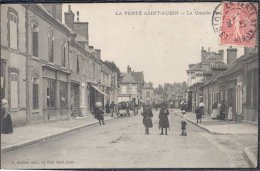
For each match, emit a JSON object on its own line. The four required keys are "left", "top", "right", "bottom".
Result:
{"left": 1, "top": 117, "right": 114, "bottom": 153}
{"left": 174, "top": 111, "right": 231, "bottom": 135}
{"left": 243, "top": 146, "right": 258, "bottom": 168}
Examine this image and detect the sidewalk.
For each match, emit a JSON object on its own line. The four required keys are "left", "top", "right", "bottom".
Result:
{"left": 1, "top": 114, "right": 114, "bottom": 153}
{"left": 174, "top": 109, "right": 258, "bottom": 135}
{"left": 174, "top": 109, "right": 258, "bottom": 168}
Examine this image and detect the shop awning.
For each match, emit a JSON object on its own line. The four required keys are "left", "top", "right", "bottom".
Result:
{"left": 91, "top": 85, "right": 108, "bottom": 96}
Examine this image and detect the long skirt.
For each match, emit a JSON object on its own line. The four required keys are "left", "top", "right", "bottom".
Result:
{"left": 2, "top": 114, "right": 13, "bottom": 134}
{"left": 211, "top": 109, "right": 219, "bottom": 119}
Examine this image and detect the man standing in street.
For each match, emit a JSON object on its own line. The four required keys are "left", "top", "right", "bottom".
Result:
{"left": 159, "top": 103, "right": 170, "bottom": 135}
{"left": 110, "top": 101, "right": 115, "bottom": 117}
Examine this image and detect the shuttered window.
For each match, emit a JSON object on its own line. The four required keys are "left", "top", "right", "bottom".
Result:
{"left": 9, "top": 11, "right": 18, "bottom": 49}
{"left": 32, "top": 76, "right": 39, "bottom": 109}
{"left": 10, "top": 72, "right": 18, "bottom": 108}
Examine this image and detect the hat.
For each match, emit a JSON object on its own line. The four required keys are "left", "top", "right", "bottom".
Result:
{"left": 2, "top": 99, "right": 8, "bottom": 107}
{"left": 95, "top": 101, "right": 103, "bottom": 107}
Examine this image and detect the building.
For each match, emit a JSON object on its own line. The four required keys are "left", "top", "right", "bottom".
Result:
{"left": 1, "top": 4, "right": 120, "bottom": 126}
{"left": 142, "top": 82, "right": 154, "bottom": 105}
{"left": 1, "top": 4, "right": 28, "bottom": 126}
{"left": 118, "top": 66, "right": 144, "bottom": 105}
{"left": 187, "top": 47, "right": 225, "bottom": 112}
{"left": 118, "top": 71, "right": 138, "bottom": 103}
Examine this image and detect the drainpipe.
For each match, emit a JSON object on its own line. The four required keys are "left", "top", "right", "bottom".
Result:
{"left": 25, "top": 5, "right": 30, "bottom": 124}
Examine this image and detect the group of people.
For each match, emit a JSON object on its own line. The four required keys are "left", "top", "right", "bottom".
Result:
{"left": 142, "top": 103, "right": 187, "bottom": 136}
{"left": 211, "top": 101, "right": 232, "bottom": 121}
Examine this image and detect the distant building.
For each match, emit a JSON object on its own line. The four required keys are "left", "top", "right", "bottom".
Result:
{"left": 142, "top": 82, "right": 154, "bottom": 105}
{"left": 118, "top": 66, "right": 144, "bottom": 105}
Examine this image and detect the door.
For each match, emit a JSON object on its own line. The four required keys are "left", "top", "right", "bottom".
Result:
{"left": 228, "top": 88, "right": 236, "bottom": 119}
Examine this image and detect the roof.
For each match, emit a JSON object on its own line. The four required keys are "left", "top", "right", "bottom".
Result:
{"left": 218, "top": 55, "right": 246, "bottom": 78}
{"left": 120, "top": 73, "right": 138, "bottom": 84}
{"left": 187, "top": 62, "right": 203, "bottom": 72}
{"left": 132, "top": 72, "right": 144, "bottom": 84}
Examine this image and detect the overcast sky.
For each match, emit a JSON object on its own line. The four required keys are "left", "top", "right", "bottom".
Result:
{"left": 62, "top": 3, "right": 243, "bottom": 87}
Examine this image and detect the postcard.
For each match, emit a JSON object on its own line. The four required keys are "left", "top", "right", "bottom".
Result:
{"left": 1, "top": 1, "right": 258, "bottom": 169}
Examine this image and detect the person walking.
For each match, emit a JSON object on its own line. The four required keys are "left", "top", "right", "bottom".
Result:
{"left": 159, "top": 103, "right": 170, "bottom": 135}
{"left": 1, "top": 99, "right": 13, "bottom": 134}
{"left": 199, "top": 101, "right": 205, "bottom": 118}
{"left": 94, "top": 102, "right": 105, "bottom": 125}
{"left": 180, "top": 110, "right": 187, "bottom": 136}
{"left": 142, "top": 105, "right": 153, "bottom": 135}
{"left": 228, "top": 103, "right": 233, "bottom": 121}
{"left": 110, "top": 101, "right": 115, "bottom": 117}
{"left": 195, "top": 105, "right": 202, "bottom": 124}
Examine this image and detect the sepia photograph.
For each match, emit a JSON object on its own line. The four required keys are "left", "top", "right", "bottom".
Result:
{"left": 0, "top": 1, "right": 259, "bottom": 169}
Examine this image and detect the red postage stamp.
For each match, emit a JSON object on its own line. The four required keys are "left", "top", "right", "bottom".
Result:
{"left": 219, "top": 2, "right": 258, "bottom": 47}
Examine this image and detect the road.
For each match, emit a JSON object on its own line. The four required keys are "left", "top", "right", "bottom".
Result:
{"left": 1, "top": 109, "right": 250, "bottom": 169}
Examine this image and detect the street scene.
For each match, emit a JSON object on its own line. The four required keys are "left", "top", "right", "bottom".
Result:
{"left": 1, "top": 2, "right": 259, "bottom": 169}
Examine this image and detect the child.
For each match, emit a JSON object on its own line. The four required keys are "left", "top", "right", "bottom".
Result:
{"left": 180, "top": 110, "right": 187, "bottom": 136}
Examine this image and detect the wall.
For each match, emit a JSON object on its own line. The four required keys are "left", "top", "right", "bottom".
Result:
{"left": 1, "top": 4, "right": 27, "bottom": 126}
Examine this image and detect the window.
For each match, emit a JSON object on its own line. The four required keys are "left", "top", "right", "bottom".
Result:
{"left": 32, "top": 21, "right": 39, "bottom": 57}
{"left": 1, "top": 62, "right": 6, "bottom": 98}
{"left": 47, "top": 79, "right": 56, "bottom": 108}
{"left": 32, "top": 76, "right": 39, "bottom": 109}
{"left": 10, "top": 72, "right": 18, "bottom": 108}
{"left": 48, "top": 31, "right": 54, "bottom": 62}
{"left": 60, "top": 81, "right": 68, "bottom": 107}
{"left": 146, "top": 91, "right": 151, "bottom": 97}
{"left": 9, "top": 10, "right": 18, "bottom": 49}
{"left": 61, "top": 40, "right": 66, "bottom": 67}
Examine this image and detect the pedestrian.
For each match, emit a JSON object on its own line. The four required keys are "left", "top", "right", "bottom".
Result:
{"left": 159, "top": 103, "right": 170, "bottom": 135}
{"left": 105, "top": 102, "right": 110, "bottom": 114}
{"left": 199, "top": 101, "right": 205, "bottom": 118}
{"left": 220, "top": 101, "right": 226, "bottom": 120}
{"left": 126, "top": 102, "right": 130, "bottom": 117}
{"left": 211, "top": 101, "right": 218, "bottom": 119}
{"left": 142, "top": 105, "right": 153, "bottom": 135}
{"left": 180, "top": 110, "right": 187, "bottom": 136}
{"left": 133, "top": 102, "right": 138, "bottom": 115}
{"left": 94, "top": 102, "right": 105, "bottom": 125}
{"left": 1, "top": 99, "right": 13, "bottom": 134}
{"left": 110, "top": 101, "right": 115, "bottom": 117}
{"left": 228, "top": 103, "right": 233, "bottom": 121}
{"left": 195, "top": 105, "right": 202, "bottom": 124}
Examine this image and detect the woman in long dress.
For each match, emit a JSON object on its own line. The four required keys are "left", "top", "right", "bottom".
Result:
{"left": 142, "top": 105, "right": 153, "bottom": 135}
{"left": 228, "top": 104, "right": 233, "bottom": 121}
{"left": 1, "top": 99, "right": 13, "bottom": 134}
{"left": 211, "top": 102, "right": 218, "bottom": 119}
{"left": 159, "top": 104, "right": 169, "bottom": 135}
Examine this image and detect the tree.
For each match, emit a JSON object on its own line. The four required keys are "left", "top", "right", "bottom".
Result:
{"left": 104, "top": 60, "right": 121, "bottom": 82}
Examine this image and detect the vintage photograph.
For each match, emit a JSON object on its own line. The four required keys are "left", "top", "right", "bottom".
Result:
{"left": 1, "top": 1, "right": 259, "bottom": 169}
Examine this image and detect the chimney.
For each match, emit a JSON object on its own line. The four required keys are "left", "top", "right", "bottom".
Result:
{"left": 201, "top": 46, "right": 207, "bottom": 63}
{"left": 227, "top": 46, "right": 237, "bottom": 65}
{"left": 64, "top": 5, "right": 75, "bottom": 30}
{"left": 216, "top": 49, "right": 224, "bottom": 62}
{"left": 95, "top": 49, "right": 101, "bottom": 59}
{"left": 127, "top": 66, "right": 132, "bottom": 73}
{"left": 208, "top": 47, "right": 210, "bottom": 52}
{"left": 77, "top": 11, "right": 79, "bottom": 21}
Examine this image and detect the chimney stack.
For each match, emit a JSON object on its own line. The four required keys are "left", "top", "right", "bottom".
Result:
{"left": 64, "top": 5, "right": 75, "bottom": 30}
{"left": 227, "top": 46, "right": 237, "bottom": 65}
{"left": 127, "top": 66, "right": 132, "bottom": 73}
{"left": 77, "top": 11, "right": 79, "bottom": 21}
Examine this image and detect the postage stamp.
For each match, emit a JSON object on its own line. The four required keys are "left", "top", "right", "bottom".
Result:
{"left": 219, "top": 2, "right": 258, "bottom": 47}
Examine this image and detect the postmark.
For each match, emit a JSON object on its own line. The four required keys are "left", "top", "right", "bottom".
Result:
{"left": 219, "top": 2, "right": 258, "bottom": 47}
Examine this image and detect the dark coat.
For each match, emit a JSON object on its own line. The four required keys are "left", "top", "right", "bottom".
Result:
{"left": 159, "top": 108, "right": 169, "bottom": 128}
{"left": 105, "top": 103, "right": 110, "bottom": 113}
{"left": 1, "top": 108, "right": 13, "bottom": 134}
{"left": 142, "top": 108, "right": 153, "bottom": 128}
{"left": 195, "top": 107, "right": 202, "bottom": 119}
{"left": 94, "top": 108, "right": 104, "bottom": 120}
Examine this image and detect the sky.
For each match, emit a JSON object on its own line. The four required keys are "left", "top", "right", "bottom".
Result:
{"left": 62, "top": 3, "right": 243, "bottom": 87}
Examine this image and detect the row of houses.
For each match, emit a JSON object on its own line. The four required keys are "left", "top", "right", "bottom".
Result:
{"left": 1, "top": 4, "right": 119, "bottom": 127}
{"left": 186, "top": 45, "right": 258, "bottom": 123}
